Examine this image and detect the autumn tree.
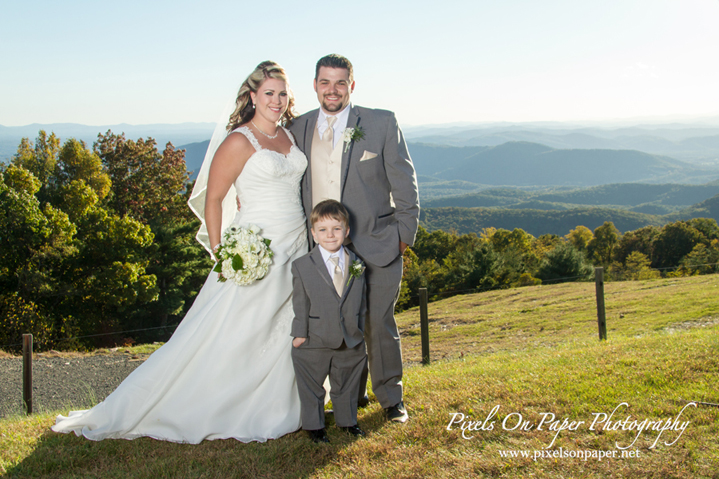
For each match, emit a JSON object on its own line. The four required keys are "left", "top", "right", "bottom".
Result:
{"left": 94, "top": 131, "right": 212, "bottom": 337}
{"left": 2, "top": 134, "right": 159, "bottom": 350}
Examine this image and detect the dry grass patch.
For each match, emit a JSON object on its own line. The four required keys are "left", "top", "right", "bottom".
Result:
{"left": 397, "top": 275, "right": 719, "bottom": 364}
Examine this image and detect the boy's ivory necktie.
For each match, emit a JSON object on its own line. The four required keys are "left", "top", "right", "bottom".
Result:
{"left": 328, "top": 256, "right": 343, "bottom": 295}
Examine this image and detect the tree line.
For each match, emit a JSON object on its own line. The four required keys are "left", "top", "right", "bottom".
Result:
{"left": 397, "top": 218, "right": 719, "bottom": 311}
{"left": 3, "top": 132, "right": 718, "bottom": 351}
{"left": 1, "top": 131, "right": 212, "bottom": 351}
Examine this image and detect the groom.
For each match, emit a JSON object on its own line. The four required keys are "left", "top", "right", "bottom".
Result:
{"left": 289, "top": 54, "right": 420, "bottom": 423}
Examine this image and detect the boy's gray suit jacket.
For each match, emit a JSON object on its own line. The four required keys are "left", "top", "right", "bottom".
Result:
{"left": 290, "top": 247, "right": 366, "bottom": 349}
{"left": 289, "top": 105, "right": 420, "bottom": 267}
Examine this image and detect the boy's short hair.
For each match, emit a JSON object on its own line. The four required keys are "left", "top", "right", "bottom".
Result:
{"left": 310, "top": 199, "right": 350, "bottom": 229}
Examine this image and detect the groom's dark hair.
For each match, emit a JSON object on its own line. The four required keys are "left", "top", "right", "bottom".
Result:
{"left": 311, "top": 200, "right": 350, "bottom": 229}
{"left": 315, "top": 54, "right": 354, "bottom": 82}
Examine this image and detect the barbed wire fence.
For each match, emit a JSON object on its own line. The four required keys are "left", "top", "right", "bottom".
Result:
{"left": 5, "top": 261, "right": 719, "bottom": 415}
{"left": 2, "top": 261, "right": 718, "bottom": 353}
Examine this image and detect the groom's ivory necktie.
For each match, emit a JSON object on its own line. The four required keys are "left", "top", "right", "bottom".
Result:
{"left": 323, "top": 116, "right": 336, "bottom": 152}
{"left": 328, "top": 256, "right": 343, "bottom": 295}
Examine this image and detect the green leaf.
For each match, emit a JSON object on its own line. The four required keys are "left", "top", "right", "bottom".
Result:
{"left": 264, "top": 238, "right": 271, "bottom": 247}
{"left": 213, "top": 262, "right": 222, "bottom": 273}
{"left": 232, "top": 253, "right": 244, "bottom": 271}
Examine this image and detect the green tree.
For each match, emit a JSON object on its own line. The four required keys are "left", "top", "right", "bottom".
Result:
{"left": 536, "top": 242, "right": 594, "bottom": 284}
{"left": 55, "top": 139, "right": 111, "bottom": 200}
{"left": 2, "top": 134, "right": 160, "bottom": 350}
{"left": 611, "top": 252, "right": 660, "bottom": 280}
{"left": 396, "top": 249, "right": 442, "bottom": 312}
{"left": 0, "top": 166, "right": 76, "bottom": 350}
{"left": 613, "top": 225, "right": 659, "bottom": 265}
{"left": 411, "top": 226, "right": 458, "bottom": 263}
{"left": 587, "top": 221, "right": 619, "bottom": 266}
{"left": 440, "top": 235, "right": 499, "bottom": 293}
{"left": 565, "top": 225, "right": 593, "bottom": 252}
{"left": 12, "top": 131, "right": 60, "bottom": 198}
{"left": 651, "top": 221, "right": 705, "bottom": 269}
{"left": 677, "top": 241, "right": 719, "bottom": 275}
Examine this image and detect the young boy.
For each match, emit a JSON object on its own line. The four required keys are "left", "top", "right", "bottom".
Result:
{"left": 290, "top": 199, "right": 368, "bottom": 443}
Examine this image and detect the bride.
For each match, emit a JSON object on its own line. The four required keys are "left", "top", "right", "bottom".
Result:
{"left": 52, "top": 61, "right": 308, "bottom": 443}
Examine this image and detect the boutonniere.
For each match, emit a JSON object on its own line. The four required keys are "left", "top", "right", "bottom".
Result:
{"left": 342, "top": 126, "right": 365, "bottom": 152}
{"left": 347, "top": 260, "right": 366, "bottom": 285}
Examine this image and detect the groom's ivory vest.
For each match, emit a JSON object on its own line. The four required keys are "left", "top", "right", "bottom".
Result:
{"left": 311, "top": 123, "right": 343, "bottom": 208}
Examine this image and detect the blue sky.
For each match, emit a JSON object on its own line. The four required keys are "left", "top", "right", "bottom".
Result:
{"left": 2, "top": 0, "right": 719, "bottom": 127}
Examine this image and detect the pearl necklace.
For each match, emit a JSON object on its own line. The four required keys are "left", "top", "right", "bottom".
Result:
{"left": 251, "top": 120, "right": 279, "bottom": 139}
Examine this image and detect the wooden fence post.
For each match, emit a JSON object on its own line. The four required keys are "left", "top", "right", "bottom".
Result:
{"left": 419, "top": 288, "right": 430, "bottom": 365}
{"left": 595, "top": 268, "right": 607, "bottom": 341}
{"left": 23, "top": 334, "right": 33, "bottom": 414}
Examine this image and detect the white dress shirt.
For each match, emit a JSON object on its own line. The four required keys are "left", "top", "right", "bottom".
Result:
{"left": 318, "top": 245, "right": 346, "bottom": 278}
{"left": 317, "top": 104, "right": 351, "bottom": 150}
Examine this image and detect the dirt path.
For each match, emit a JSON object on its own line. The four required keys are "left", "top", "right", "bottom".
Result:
{"left": 0, "top": 353, "right": 148, "bottom": 418}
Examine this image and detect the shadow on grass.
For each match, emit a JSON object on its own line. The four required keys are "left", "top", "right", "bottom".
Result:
{"left": 5, "top": 409, "right": 390, "bottom": 479}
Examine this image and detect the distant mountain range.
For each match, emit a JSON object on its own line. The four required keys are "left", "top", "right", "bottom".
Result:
{"left": 406, "top": 124, "right": 719, "bottom": 164}
{"left": 408, "top": 141, "right": 719, "bottom": 187}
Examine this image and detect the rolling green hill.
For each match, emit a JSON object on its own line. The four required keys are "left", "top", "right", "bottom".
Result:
{"left": 422, "top": 182, "right": 719, "bottom": 212}
{"left": 420, "top": 192, "right": 719, "bottom": 236}
{"left": 420, "top": 206, "right": 663, "bottom": 236}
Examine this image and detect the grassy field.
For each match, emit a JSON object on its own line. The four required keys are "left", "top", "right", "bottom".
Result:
{"left": 1, "top": 275, "right": 718, "bottom": 478}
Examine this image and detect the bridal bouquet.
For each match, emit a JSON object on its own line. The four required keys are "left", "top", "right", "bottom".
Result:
{"left": 213, "top": 225, "right": 274, "bottom": 286}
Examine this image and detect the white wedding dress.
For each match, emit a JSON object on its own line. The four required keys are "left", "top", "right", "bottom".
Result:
{"left": 52, "top": 127, "right": 308, "bottom": 443}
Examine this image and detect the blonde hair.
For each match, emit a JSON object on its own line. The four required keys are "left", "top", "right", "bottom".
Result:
{"left": 227, "top": 61, "right": 296, "bottom": 132}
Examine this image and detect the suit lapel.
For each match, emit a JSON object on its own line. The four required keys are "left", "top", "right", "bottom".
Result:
{"left": 303, "top": 110, "right": 319, "bottom": 156}
{"left": 340, "top": 249, "right": 351, "bottom": 298}
{"left": 301, "top": 112, "right": 320, "bottom": 248}
{"left": 340, "top": 106, "right": 360, "bottom": 197}
{"left": 309, "top": 247, "right": 336, "bottom": 295}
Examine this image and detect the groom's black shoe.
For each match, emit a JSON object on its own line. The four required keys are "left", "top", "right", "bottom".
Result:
{"left": 358, "top": 395, "right": 370, "bottom": 408}
{"left": 385, "top": 401, "right": 409, "bottom": 423}
{"left": 340, "top": 425, "right": 366, "bottom": 437}
{"left": 307, "top": 428, "right": 329, "bottom": 443}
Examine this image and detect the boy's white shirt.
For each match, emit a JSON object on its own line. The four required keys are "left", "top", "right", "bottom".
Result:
{"left": 318, "top": 244, "right": 346, "bottom": 278}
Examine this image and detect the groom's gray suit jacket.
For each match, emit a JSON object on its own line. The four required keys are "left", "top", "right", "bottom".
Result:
{"left": 289, "top": 105, "right": 420, "bottom": 267}
{"left": 290, "top": 247, "right": 366, "bottom": 349}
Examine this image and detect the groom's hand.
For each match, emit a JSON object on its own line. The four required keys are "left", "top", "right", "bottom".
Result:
{"left": 400, "top": 241, "right": 408, "bottom": 255}
{"left": 292, "top": 337, "right": 306, "bottom": 348}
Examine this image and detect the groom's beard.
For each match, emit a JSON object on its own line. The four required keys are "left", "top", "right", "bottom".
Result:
{"left": 321, "top": 95, "right": 348, "bottom": 113}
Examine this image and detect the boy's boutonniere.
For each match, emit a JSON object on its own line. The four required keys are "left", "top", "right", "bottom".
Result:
{"left": 342, "top": 126, "right": 365, "bottom": 153}
{"left": 347, "top": 260, "right": 365, "bottom": 285}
